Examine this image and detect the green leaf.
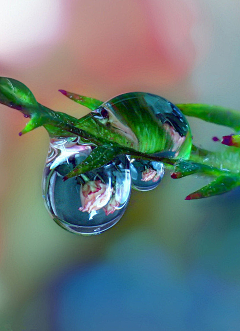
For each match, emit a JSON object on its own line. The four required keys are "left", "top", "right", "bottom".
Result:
{"left": 177, "top": 103, "right": 240, "bottom": 131}
{"left": 171, "top": 160, "right": 228, "bottom": 179}
{"left": 185, "top": 175, "right": 240, "bottom": 200}
{"left": 63, "top": 145, "right": 124, "bottom": 180}
{"left": 59, "top": 90, "right": 103, "bottom": 110}
{"left": 0, "top": 77, "right": 38, "bottom": 115}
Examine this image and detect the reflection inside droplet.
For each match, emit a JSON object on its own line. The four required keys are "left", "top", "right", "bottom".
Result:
{"left": 42, "top": 137, "right": 132, "bottom": 235}
{"left": 130, "top": 159, "right": 164, "bottom": 191}
{"left": 97, "top": 92, "right": 191, "bottom": 160}
{"left": 97, "top": 92, "right": 191, "bottom": 191}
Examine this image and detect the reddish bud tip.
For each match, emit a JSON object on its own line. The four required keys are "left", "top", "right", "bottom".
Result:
{"left": 58, "top": 89, "right": 67, "bottom": 96}
{"left": 19, "top": 132, "right": 23, "bottom": 136}
{"left": 212, "top": 136, "right": 220, "bottom": 142}
{"left": 171, "top": 173, "right": 180, "bottom": 179}
{"left": 185, "top": 192, "right": 202, "bottom": 200}
{"left": 222, "top": 135, "right": 233, "bottom": 146}
{"left": 63, "top": 176, "right": 68, "bottom": 181}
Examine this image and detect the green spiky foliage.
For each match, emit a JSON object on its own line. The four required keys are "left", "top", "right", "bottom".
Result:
{"left": 1, "top": 77, "right": 240, "bottom": 200}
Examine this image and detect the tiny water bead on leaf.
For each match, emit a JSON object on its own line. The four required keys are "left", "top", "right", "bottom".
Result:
{"left": 42, "top": 137, "right": 131, "bottom": 235}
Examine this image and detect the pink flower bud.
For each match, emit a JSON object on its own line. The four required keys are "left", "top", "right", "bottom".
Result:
{"left": 141, "top": 168, "right": 160, "bottom": 182}
{"left": 79, "top": 180, "right": 112, "bottom": 213}
{"left": 103, "top": 196, "right": 120, "bottom": 216}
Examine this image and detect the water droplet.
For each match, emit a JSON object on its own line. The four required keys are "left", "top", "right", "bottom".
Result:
{"left": 128, "top": 95, "right": 190, "bottom": 190}
{"left": 130, "top": 159, "right": 164, "bottom": 191}
{"left": 98, "top": 92, "right": 191, "bottom": 191}
{"left": 42, "top": 137, "right": 131, "bottom": 235}
{"left": 97, "top": 92, "right": 192, "bottom": 160}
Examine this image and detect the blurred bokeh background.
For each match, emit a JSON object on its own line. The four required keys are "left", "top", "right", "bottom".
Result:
{"left": 1, "top": 0, "right": 240, "bottom": 330}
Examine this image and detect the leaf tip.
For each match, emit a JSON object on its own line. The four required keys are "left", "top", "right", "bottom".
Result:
{"left": 185, "top": 192, "right": 202, "bottom": 200}
{"left": 58, "top": 89, "right": 67, "bottom": 96}
{"left": 171, "top": 172, "right": 180, "bottom": 179}
{"left": 222, "top": 135, "right": 234, "bottom": 146}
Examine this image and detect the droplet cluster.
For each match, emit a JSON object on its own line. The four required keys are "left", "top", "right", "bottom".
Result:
{"left": 42, "top": 93, "right": 191, "bottom": 235}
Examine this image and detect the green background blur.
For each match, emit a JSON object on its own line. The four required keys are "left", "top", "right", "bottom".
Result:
{"left": 1, "top": 0, "right": 240, "bottom": 330}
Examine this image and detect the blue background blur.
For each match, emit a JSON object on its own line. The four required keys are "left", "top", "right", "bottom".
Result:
{"left": 1, "top": 0, "right": 240, "bottom": 330}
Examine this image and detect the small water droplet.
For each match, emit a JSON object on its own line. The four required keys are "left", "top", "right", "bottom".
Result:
{"left": 42, "top": 137, "right": 131, "bottom": 235}
{"left": 130, "top": 159, "right": 164, "bottom": 191}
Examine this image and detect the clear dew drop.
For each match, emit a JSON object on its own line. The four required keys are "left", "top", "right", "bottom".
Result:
{"left": 130, "top": 159, "right": 164, "bottom": 191}
{"left": 98, "top": 92, "right": 192, "bottom": 191}
{"left": 42, "top": 137, "right": 132, "bottom": 235}
{"left": 127, "top": 96, "right": 184, "bottom": 191}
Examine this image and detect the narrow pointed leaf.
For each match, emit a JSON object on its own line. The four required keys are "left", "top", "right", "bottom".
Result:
{"left": 177, "top": 103, "right": 240, "bottom": 131}
{"left": 171, "top": 160, "right": 227, "bottom": 179}
{"left": 185, "top": 175, "right": 240, "bottom": 200}
{"left": 19, "top": 114, "right": 45, "bottom": 135}
{"left": 59, "top": 90, "right": 103, "bottom": 110}
{"left": 0, "top": 77, "right": 38, "bottom": 116}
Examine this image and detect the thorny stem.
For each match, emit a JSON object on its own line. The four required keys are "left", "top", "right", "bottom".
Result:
{"left": 1, "top": 77, "right": 240, "bottom": 199}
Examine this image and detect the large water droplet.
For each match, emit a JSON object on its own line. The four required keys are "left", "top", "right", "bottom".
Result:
{"left": 96, "top": 92, "right": 192, "bottom": 159}
{"left": 97, "top": 92, "right": 191, "bottom": 191}
{"left": 42, "top": 137, "right": 131, "bottom": 235}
